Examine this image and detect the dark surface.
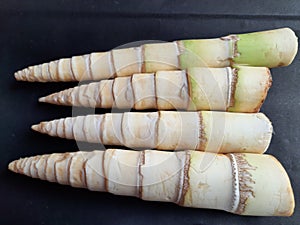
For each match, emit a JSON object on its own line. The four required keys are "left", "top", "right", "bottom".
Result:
{"left": 0, "top": 1, "right": 299, "bottom": 224}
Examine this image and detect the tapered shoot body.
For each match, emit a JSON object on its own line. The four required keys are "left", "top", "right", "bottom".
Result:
{"left": 8, "top": 149, "right": 294, "bottom": 216}
{"left": 31, "top": 111, "right": 273, "bottom": 153}
{"left": 40, "top": 66, "right": 271, "bottom": 113}
{"left": 15, "top": 28, "right": 297, "bottom": 82}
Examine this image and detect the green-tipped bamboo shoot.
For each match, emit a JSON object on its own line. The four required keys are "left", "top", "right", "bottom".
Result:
{"left": 15, "top": 28, "right": 297, "bottom": 82}
{"left": 31, "top": 111, "right": 272, "bottom": 153}
{"left": 8, "top": 149, "right": 295, "bottom": 216}
{"left": 39, "top": 66, "right": 271, "bottom": 113}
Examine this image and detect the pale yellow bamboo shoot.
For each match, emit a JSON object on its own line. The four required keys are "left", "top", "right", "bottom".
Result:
{"left": 8, "top": 149, "right": 295, "bottom": 216}
{"left": 39, "top": 66, "right": 271, "bottom": 113}
{"left": 31, "top": 111, "right": 272, "bottom": 153}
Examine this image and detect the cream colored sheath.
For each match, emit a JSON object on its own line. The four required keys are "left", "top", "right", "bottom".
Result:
{"left": 39, "top": 66, "right": 272, "bottom": 113}
{"left": 8, "top": 149, "right": 294, "bottom": 216}
{"left": 32, "top": 111, "right": 272, "bottom": 153}
{"left": 14, "top": 28, "right": 297, "bottom": 82}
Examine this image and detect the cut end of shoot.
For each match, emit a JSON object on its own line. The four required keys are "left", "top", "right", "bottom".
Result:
{"left": 234, "top": 27, "right": 298, "bottom": 67}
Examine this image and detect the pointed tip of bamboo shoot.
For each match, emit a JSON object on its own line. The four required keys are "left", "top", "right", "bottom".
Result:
{"left": 39, "top": 97, "right": 46, "bottom": 102}
{"left": 8, "top": 160, "right": 17, "bottom": 172}
{"left": 14, "top": 68, "right": 36, "bottom": 82}
{"left": 39, "top": 94, "right": 61, "bottom": 105}
{"left": 14, "top": 72, "right": 19, "bottom": 80}
{"left": 8, "top": 156, "right": 39, "bottom": 177}
{"left": 14, "top": 71, "right": 23, "bottom": 81}
{"left": 31, "top": 124, "right": 40, "bottom": 132}
{"left": 31, "top": 120, "right": 63, "bottom": 137}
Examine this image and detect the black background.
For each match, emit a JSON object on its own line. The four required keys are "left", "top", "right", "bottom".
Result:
{"left": 0, "top": 0, "right": 299, "bottom": 224}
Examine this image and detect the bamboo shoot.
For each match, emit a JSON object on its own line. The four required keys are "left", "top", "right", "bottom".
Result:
{"left": 39, "top": 66, "right": 272, "bottom": 113}
{"left": 31, "top": 111, "right": 272, "bottom": 153}
{"left": 8, "top": 149, "right": 295, "bottom": 216}
{"left": 15, "top": 28, "right": 297, "bottom": 82}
